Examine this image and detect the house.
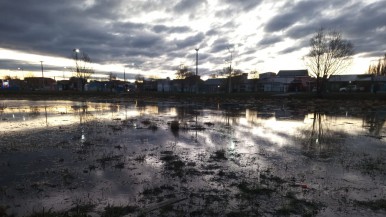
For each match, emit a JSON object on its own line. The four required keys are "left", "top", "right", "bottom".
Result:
{"left": 157, "top": 78, "right": 172, "bottom": 92}
{"left": 0, "top": 79, "right": 26, "bottom": 90}
{"left": 142, "top": 79, "right": 158, "bottom": 92}
{"left": 57, "top": 80, "right": 71, "bottom": 91}
{"left": 171, "top": 75, "right": 202, "bottom": 93}
{"left": 328, "top": 74, "right": 373, "bottom": 92}
{"left": 24, "top": 77, "right": 56, "bottom": 90}
{"left": 230, "top": 73, "right": 251, "bottom": 92}
{"left": 203, "top": 78, "right": 225, "bottom": 93}
{"left": 372, "top": 76, "right": 386, "bottom": 92}
{"left": 258, "top": 70, "right": 312, "bottom": 92}
{"left": 277, "top": 70, "right": 309, "bottom": 77}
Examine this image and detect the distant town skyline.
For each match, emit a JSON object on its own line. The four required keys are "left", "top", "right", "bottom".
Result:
{"left": 0, "top": 0, "right": 385, "bottom": 81}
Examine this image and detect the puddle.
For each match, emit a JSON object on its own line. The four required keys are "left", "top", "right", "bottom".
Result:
{"left": 0, "top": 100, "right": 385, "bottom": 216}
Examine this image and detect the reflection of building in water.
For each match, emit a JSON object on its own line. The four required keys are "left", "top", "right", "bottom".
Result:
{"left": 246, "top": 108, "right": 307, "bottom": 125}
{"left": 274, "top": 107, "right": 307, "bottom": 121}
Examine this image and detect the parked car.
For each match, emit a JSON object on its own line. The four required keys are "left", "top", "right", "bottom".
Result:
{"left": 339, "top": 85, "right": 358, "bottom": 92}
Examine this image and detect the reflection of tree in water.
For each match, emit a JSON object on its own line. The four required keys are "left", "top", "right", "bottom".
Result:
{"left": 71, "top": 103, "right": 96, "bottom": 144}
{"left": 222, "top": 108, "right": 243, "bottom": 126}
{"left": 0, "top": 103, "right": 6, "bottom": 117}
{"left": 172, "top": 106, "right": 202, "bottom": 139}
{"left": 363, "top": 110, "right": 386, "bottom": 138}
{"left": 299, "top": 111, "right": 345, "bottom": 157}
{"left": 71, "top": 103, "right": 95, "bottom": 124}
{"left": 28, "top": 106, "right": 41, "bottom": 117}
{"left": 135, "top": 100, "right": 147, "bottom": 116}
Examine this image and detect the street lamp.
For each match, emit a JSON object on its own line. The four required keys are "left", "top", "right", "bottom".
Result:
{"left": 227, "top": 46, "right": 233, "bottom": 94}
{"left": 194, "top": 48, "right": 200, "bottom": 94}
{"left": 195, "top": 48, "right": 199, "bottom": 76}
{"left": 17, "top": 67, "right": 23, "bottom": 79}
{"left": 63, "top": 67, "right": 67, "bottom": 80}
{"left": 123, "top": 68, "right": 126, "bottom": 82}
{"left": 40, "top": 61, "right": 44, "bottom": 89}
{"left": 73, "top": 48, "right": 80, "bottom": 74}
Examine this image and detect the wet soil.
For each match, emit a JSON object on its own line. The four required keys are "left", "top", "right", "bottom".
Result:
{"left": 0, "top": 98, "right": 385, "bottom": 216}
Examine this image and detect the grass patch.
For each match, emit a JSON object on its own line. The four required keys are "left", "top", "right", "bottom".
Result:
{"left": 160, "top": 152, "right": 185, "bottom": 177}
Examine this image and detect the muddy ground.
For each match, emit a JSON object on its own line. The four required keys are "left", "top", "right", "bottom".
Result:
{"left": 0, "top": 96, "right": 385, "bottom": 217}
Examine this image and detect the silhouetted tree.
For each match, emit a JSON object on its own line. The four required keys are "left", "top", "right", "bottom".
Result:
{"left": 135, "top": 74, "right": 144, "bottom": 91}
{"left": 249, "top": 70, "right": 259, "bottom": 79}
{"left": 175, "top": 64, "right": 193, "bottom": 92}
{"left": 72, "top": 50, "right": 94, "bottom": 91}
{"left": 367, "top": 53, "right": 386, "bottom": 75}
{"left": 175, "top": 64, "right": 193, "bottom": 79}
{"left": 108, "top": 72, "right": 117, "bottom": 81}
{"left": 218, "top": 67, "right": 244, "bottom": 92}
{"left": 304, "top": 28, "right": 354, "bottom": 97}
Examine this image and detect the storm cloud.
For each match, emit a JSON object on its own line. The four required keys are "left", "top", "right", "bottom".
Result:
{"left": 0, "top": 0, "right": 385, "bottom": 77}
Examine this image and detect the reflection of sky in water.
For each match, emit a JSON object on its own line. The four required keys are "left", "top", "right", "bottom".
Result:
{"left": 0, "top": 100, "right": 178, "bottom": 133}
{"left": 1, "top": 100, "right": 386, "bottom": 216}
{"left": 1, "top": 100, "right": 384, "bottom": 139}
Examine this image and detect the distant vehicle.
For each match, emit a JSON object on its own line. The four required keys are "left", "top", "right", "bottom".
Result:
{"left": 339, "top": 85, "right": 358, "bottom": 92}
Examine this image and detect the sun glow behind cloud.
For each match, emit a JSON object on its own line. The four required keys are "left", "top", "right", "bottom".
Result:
{"left": 0, "top": 0, "right": 384, "bottom": 80}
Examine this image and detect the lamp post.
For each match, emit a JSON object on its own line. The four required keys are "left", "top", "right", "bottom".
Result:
{"left": 40, "top": 61, "right": 44, "bottom": 89}
{"left": 17, "top": 67, "right": 23, "bottom": 79}
{"left": 63, "top": 67, "right": 67, "bottom": 80}
{"left": 195, "top": 48, "right": 199, "bottom": 76}
{"left": 195, "top": 48, "right": 199, "bottom": 93}
{"left": 73, "top": 49, "right": 80, "bottom": 74}
{"left": 227, "top": 47, "right": 233, "bottom": 94}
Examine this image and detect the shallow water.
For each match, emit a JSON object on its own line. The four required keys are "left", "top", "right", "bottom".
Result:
{"left": 0, "top": 99, "right": 385, "bottom": 216}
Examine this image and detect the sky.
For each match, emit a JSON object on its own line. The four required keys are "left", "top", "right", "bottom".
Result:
{"left": 0, "top": 0, "right": 385, "bottom": 81}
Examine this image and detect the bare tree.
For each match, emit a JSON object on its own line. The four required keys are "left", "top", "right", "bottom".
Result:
{"left": 175, "top": 64, "right": 193, "bottom": 79}
{"left": 108, "top": 72, "right": 117, "bottom": 81}
{"left": 72, "top": 50, "right": 94, "bottom": 91}
{"left": 175, "top": 64, "right": 194, "bottom": 93}
{"left": 135, "top": 74, "right": 144, "bottom": 82}
{"left": 367, "top": 53, "right": 386, "bottom": 75}
{"left": 304, "top": 28, "right": 354, "bottom": 97}
{"left": 249, "top": 70, "right": 259, "bottom": 79}
{"left": 134, "top": 74, "right": 145, "bottom": 91}
{"left": 218, "top": 67, "right": 243, "bottom": 92}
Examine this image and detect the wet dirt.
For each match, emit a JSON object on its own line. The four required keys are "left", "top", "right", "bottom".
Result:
{"left": 0, "top": 99, "right": 385, "bottom": 216}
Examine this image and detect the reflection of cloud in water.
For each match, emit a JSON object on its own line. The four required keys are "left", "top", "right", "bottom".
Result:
{"left": 2, "top": 100, "right": 386, "bottom": 216}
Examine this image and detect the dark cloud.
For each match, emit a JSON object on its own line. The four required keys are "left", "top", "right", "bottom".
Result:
{"left": 206, "top": 29, "right": 220, "bottom": 36}
{"left": 265, "top": 0, "right": 346, "bottom": 32}
{"left": 0, "top": 0, "right": 385, "bottom": 77}
{"left": 173, "top": 0, "right": 207, "bottom": 13}
{"left": 216, "top": 0, "right": 263, "bottom": 16}
{"left": 265, "top": 1, "right": 385, "bottom": 59}
{"left": 279, "top": 44, "right": 303, "bottom": 55}
{"left": 174, "top": 33, "right": 205, "bottom": 49}
{"left": 210, "top": 38, "right": 230, "bottom": 53}
{"left": 152, "top": 25, "right": 191, "bottom": 34}
{"left": 258, "top": 35, "right": 283, "bottom": 47}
